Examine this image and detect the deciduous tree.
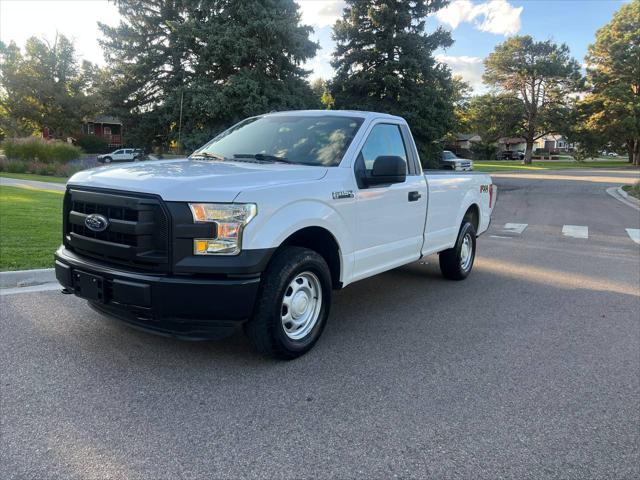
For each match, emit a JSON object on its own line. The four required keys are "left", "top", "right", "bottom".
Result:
{"left": 456, "top": 93, "right": 524, "bottom": 144}
{"left": 0, "top": 35, "right": 102, "bottom": 139}
{"left": 582, "top": 0, "right": 639, "bottom": 165}
{"left": 483, "top": 36, "right": 581, "bottom": 164}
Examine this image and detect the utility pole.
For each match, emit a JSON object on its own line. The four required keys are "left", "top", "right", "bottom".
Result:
{"left": 178, "top": 90, "right": 184, "bottom": 154}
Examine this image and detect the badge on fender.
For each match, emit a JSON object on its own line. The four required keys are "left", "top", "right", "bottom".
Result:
{"left": 332, "top": 191, "right": 355, "bottom": 200}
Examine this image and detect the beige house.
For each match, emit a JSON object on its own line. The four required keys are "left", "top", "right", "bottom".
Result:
{"left": 497, "top": 137, "right": 527, "bottom": 152}
{"left": 534, "top": 134, "right": 573, "bottom": 152}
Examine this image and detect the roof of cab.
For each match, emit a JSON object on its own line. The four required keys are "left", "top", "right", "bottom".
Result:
{"left": 264, "top": 109, "right": 405, "bottom": 122}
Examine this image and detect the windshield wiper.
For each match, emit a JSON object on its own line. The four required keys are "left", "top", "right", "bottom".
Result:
{"left": 233, "top": 153, "right": 294, "bottom": 164}
{"left": 191, "top": 151, "right": 227, "bottom": 161}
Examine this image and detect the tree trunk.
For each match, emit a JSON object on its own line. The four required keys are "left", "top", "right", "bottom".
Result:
{"left": 633, "top": 139, "right": 640, "bottom": 166}
{"left": 627, "top": 140, "right": 634, "bottom": 163}
{"left": 523, "top": 139, "right": 534, "bottom": 165}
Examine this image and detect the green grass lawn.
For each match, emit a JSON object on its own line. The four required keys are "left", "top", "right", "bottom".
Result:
{"left": 0, "top": 185, "right": 63, "bottom": 271}
{"left": 0, "top": 172, "right": 69, "bottom": 183}
{"left": 474, "top": 160, "right": 635, "bottom": 172}
{"left": 622, "top": 183, "right": 640, "bottom": 200}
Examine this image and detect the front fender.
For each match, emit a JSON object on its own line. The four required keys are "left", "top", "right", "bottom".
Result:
{"left": 241, "top": 199, "right": 353, "bottom": 259}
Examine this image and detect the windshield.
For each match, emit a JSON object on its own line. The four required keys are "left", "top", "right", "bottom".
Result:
{"left": 442, "top": 151, "right": 458, "bottom": 160}
{"left": 194, "top": 115, "right": 364, "bottom": 166}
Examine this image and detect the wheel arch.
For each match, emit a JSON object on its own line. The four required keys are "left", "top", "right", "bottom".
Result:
{"left": 277, "top": 226, "right": 342, "bottom": 289}
{"left": 463, "top": 203, "right": 480, "bottom": 232}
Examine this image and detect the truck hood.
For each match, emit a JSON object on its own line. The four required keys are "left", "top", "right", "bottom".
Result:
{"left": 67, "top": 159, "right": 328, "bottom": 202}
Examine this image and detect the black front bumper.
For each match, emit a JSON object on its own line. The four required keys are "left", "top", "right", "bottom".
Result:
{"left": 55, "top": 247, "right": 261, "bottom": 339}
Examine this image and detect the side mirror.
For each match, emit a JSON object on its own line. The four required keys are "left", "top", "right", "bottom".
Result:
{"left": 366, "top": 155, "right": 406, "bottom": 186}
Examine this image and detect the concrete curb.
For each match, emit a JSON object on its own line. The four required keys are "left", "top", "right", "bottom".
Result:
{"left": 617, "top": 186, "right": 640, "bottom": 205}
{"left": 606, "top": 187, "right": 640, "bottom": 211}
{"left": 0, "top": 268, "right": 56, "bottom": 288}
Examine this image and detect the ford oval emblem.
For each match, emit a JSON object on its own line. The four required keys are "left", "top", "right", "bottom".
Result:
{"left": 85, "top": 213, "right": 109, "bottom": 232}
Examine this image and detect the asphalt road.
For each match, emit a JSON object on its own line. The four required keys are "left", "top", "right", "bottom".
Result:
{"left": 2, "top": 169, "right": 639, "bottom": 479}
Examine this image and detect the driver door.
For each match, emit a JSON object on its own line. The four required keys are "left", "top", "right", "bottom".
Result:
{"left": 352, "top": 123, "right": 427, "bottom": 281}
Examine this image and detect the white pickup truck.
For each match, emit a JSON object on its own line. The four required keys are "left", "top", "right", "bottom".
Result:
{"left": 55, "top": 110, "right": 496, "bottom": 359}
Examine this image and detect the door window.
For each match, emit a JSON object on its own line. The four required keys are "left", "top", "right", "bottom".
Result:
{"left": 113, "top": 150, "right": 123, "bottom": 155}
{"left": 359, "top": 124, "right": 407, "bottom": 172}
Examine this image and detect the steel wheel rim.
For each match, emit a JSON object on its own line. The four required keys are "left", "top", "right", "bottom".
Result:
{"left": 281, "top": 271, "right": 322, "bottom": 340}
{"left": 460, "top": 233, "right": 473, "bottom": 271}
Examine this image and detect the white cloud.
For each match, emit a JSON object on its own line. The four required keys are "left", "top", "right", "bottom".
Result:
{"left": 436, "top": 0, "right": 478, "bottom": 29}
{"left": 436, "top": 0, "right": 522, "bottom": 36}
{"left": 296, "top": 1, "right": 345, "bottom": 28}
{"left": 305, "top": 48, "right": 334, "bottom": 80}
{"left": 436, "top": 54, "right": 485, "bottom": 91}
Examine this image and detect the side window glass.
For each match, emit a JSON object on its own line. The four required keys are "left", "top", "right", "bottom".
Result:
{"left": 114, "top": 150, "right": 123, "bottom": 155}
{"left": 360, "top": 124, "right": 407, "bottom": 172}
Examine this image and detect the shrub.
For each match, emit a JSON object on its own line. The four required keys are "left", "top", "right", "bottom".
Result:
{"left": 2, "top": 137, "right": 83, "bottom": 163}
{"left": 0, "top": 159, "right": 28, "bottom": 173}
{"left": 76, "top": 135, "right": 109, "bottom": 154}
{"left": 50, "top": 162, "right": 82, "bottom": 177}
{"left": 28, "top": 161, "right": 56, "bottom": 176}
{"left": 471, "top": 142, "right": 498, "bottom": 160}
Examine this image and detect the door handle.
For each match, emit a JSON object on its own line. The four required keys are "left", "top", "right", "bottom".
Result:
{"left": 408, "top": 191, "right": 421, "bottom": 202}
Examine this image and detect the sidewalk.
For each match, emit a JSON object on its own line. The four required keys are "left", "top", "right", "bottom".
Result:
{"left": 0, "top": 176, "right": 66, "bottom": 191}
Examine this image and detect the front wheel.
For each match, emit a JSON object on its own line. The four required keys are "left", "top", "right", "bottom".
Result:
{"left": 439, "top": 221, "right": 477, "bottom": 280}
{"left": 244, "top": 246, "right": 332, "bottom": 360}
{"left": 102, "top": 156, "right": 112, "bottom": 163}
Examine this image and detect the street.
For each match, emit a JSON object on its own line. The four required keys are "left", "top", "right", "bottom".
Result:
{"left": 1, "top": 169, "right": 639, "bottom": 479}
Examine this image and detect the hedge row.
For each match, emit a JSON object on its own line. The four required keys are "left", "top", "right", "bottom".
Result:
{"left": 2, "top": 137, "right": 83, "bottom": 163}
{"left": 0, "top": 158, "right": 82, "bottom": 177}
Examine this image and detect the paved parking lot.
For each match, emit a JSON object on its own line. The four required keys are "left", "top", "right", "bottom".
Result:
{"left": 1, "top": 169, "right": 639, "bottom": 479}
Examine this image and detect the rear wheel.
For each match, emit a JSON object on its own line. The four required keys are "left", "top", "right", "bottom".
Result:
{"left": 439, "top": 221, "right": 476, "bottom": 280}
{"left": 244, "top": 246, "right": 332, "bottom": 360}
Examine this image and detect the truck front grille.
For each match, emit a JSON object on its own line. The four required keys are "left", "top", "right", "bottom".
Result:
{"left": 64, "top": 188, "right": 171, "bottom": 272}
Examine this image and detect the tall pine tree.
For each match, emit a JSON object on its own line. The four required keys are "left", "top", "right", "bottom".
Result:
{"left": 99, "top": 0, "right": 319, "bottom": 151}
{"left": 330, "top": 0, "right": 455, "bottom": 166}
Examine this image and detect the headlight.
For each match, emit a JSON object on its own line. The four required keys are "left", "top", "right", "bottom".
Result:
{"left": 189, "top": 203, "right": 257, "bottom": 255}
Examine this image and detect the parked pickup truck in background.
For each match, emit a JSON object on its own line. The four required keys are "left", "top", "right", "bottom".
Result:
{"left": 441, "top": 150, "right": 474, "bottom": 171}
{"left": 55, "top": 110, "right": 496, "bottom": 359}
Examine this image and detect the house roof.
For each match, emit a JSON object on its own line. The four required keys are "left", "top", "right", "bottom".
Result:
{"left": 456, "top": 133, "right": 481, "bottom": 141}
{"left": 498, "top": 137, "right": 526, "bottom": 144}
{"left": 85, "top": 115, "right": 122, "bottom": 125}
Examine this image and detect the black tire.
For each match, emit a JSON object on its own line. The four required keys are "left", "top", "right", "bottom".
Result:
{"left": 439, "top": 221, "right": 477, "bottom": 281}
{"left": 244, "top": 246, "right": 332, "bottom": 360}
{"left": 103, "top": 156, "right": 112, "bottom": 163}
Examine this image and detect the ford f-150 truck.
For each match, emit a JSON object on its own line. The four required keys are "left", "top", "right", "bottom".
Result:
{"left": 55, "top": 110, "right": 496, "bottom": 359}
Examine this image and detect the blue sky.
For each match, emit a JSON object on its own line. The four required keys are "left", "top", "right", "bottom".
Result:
{"left": 0, "top": 0, "right": 629, "bottom": 92}
{"left": 299, "top": 0, "right": 629, "bottom": 91}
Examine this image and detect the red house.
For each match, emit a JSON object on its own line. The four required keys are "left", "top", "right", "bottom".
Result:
{"left": 82, "top": 115, "right": 123, "bottom": 148}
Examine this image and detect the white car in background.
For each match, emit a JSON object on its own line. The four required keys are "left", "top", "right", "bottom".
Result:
{"left": 97, "top": 148, "right": 145, "bottom": 163}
